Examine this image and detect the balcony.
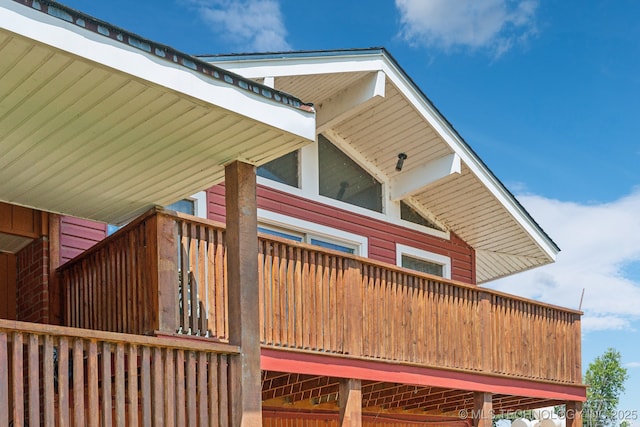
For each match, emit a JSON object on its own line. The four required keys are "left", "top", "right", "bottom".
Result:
{"left": 58, "top": 208, "right": 582, "bottom": 386}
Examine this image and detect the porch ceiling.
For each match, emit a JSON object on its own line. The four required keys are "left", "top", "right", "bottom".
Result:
{"left": 262, "top": 371, "right": 564, "bottom": 416}
{"left": 0, "top": 1, "right": 315, "bottom": 225}
{"left": 207, "top": 50, "right": 558, "bottom": 283}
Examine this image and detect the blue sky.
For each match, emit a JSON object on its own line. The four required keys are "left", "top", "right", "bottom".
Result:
{"left": 59, "top": 0, "right": 640, "bottom": 419}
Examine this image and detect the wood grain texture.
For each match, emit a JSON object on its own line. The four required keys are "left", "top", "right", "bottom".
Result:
{"left": 0, "top": 320, "right": 237, "bottom": 427}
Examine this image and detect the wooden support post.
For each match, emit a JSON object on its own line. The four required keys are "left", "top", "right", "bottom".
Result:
{"left": 226, "top": 161, "right": 262, "bottom": 427}
{"left": 48, "top": 213, "right": 62, "bottom": 325}
{"left": 155, "top": 214, "right": 179, "bottom": 334}
{"left": 565, "top": 401, "right": 583, "bottom": 427}
{"left": 339, "top": 378, "right": 362, "bottom": 427}
{"left": 473, "top": 392, "right": 492, "bottom": 427}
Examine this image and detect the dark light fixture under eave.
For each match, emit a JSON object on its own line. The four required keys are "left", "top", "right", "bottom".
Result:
{"left": 396, "top": 153, "right": 408, "bottom": 171}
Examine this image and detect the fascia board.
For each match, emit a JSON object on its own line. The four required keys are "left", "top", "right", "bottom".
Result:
{"left": 208, "top": 53, "right": 387, "bottom": 79}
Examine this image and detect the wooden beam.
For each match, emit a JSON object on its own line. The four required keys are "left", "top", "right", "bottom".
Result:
{"left": 0, "top": 202, "right": 40, "bottom": 239}
{"left": 473, "top": 392, "right": 492, "bottom": 427}
{"left": 155, "top": 214, "right": 179, "bottom": 334}
{"left": 261, "top": 349, "right": 588, "bottom": 402}
{"left": 226, "top": 161, "right": 262, "bottom": 427}
{"left": 317, "top": 71, "right": 385, "bottom": 134}
{"left": 339, "top": 378, "right": 362, "bottom": 427}
{"left": 389, "top": 153, "right": 461, "bottom": 201}
{"left": 565, "top": 401, "right": 583, "bottom": 427}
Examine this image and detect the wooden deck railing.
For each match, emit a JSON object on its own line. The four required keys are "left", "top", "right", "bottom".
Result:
{"left": 257, "top": 237, "right": 582, "bottom": 384}
{"left": 0, "top": 319, "right": 238, "bottom": 427}
{"left": 59, "top": 208, "right": 228, "bottom": 340}
{"left": 59, "top": 208, "right": 582, "bottom": 385}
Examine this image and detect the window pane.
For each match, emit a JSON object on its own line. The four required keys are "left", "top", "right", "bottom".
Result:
{"left": 400, "top": 201, "right": 443, "bottom": 231}
{"left": 107, "top": 224, "right": 121, "bottom": 236}
{"left": 258, "top": 226, "right": 303, "bottom": 242}
{"left": 257, "top": 151, "right": 299, "bottom": 188}
{"left": 166, "top": 199, "right": 195, "bottom": 215}
{"left": 318, "top": 135, "right": 382, "bottom": 212}
{"left": 309, "top": 238, "right": 355, "bottom": 254}
{"left": 401, "top": 255, "right": 443, "bottom": 277}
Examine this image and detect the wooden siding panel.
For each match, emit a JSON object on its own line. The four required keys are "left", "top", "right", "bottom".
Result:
{"left": 0, "top": 253, "right": 17, "bottom": 320}
{"left": 208, "top": 184, "right": 476, "bottom": 284}
{"left": 60, "top": 216, "right": 107, "bottom": 264}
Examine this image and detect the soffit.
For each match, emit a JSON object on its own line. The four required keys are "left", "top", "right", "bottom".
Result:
{"left": 0, "top": 233, "right": 32, "bottom": 254}
{"left": 211, "top": 51, "right": 557, "bottom": 283}
{"left": 0, "top": 1, "right": 315, "bottom": 225}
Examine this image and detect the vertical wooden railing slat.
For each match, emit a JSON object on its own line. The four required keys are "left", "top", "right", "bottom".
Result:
{"left": 58, "top": 337, "right": 69, "bottom": 426}
{"left": 102, "top": 342, "right": 113, "bottom": 427}
{"left": 0, "top": 332, "right": 8, "bottom": 427}
{"left": 12, "top": 332, "right": 24, "bottom": 427}
{"left": 198, "top": 351, "right": 208, "bottom": 427}
{"left": 164, "top": 348, "right": 176, "bottom": 427}
{"left": 219, "top": 354, "right": 229, "bottom": 427}
{"left": 141, "top": 346, "right": 151, "bottom": 427}
{"left": 116, "top": 342, "right": 126, "bottom": 426}
{"left": 208, "top": 353, "right": 220, "bottom": 427}
{"left": 44, "top": 335, "right": 55, "bottom": 427}
{"left": 187, "top": 350, "right": 197, "bottom": 427}
{"left": 73, "top": 338, "right": 85, "bottom": 427}
{"left": 88, "top": 340, "right": 99, "bottom": 427}
{"left": 28, "top": 333, "right": 40, "bottom": 426}
{"left": 129, "top": 345, "right": 140, "bottom": 427}
{"left": 153, "top": 347, "right": 165, "bottom": 426}
{"left": 175, "top": 349, "right": 186, "bottom": 427}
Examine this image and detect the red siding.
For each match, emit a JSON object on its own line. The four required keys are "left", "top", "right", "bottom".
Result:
{"left": 208, "top": 184, "right": 476, "bottom": 284}
{"left": 59, "top": 216, "right": 107, "bottom": 264}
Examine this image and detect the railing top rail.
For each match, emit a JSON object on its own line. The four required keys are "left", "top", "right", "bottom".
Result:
{"left": 0, "top": 319, "right": 240, "bottom": 354}
{"left": 161, "top": 209, "right": 226, "bottom": 229}
{"left": 57, "top": 206, "right": 161, "bottom": 272}
{"left": 57, "top": 206, "right": 227, "bottom": 273}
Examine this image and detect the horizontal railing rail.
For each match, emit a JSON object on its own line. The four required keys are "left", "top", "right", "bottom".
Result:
{"left": 59, "top": 208, "right": 582, "bottom": 385}
{"left": 0, "top": 319, "right": 238, "bottom": 427}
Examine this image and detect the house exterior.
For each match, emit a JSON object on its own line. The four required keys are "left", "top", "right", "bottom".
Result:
{"left": 0, "top": 1, "right": 586, "bottom": 426}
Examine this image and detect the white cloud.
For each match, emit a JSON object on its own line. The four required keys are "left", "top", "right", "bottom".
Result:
{"left": 488, "top": 189, "right": 640, "bottom": 332}
{"left": 395, "top": 0, "right": 538, "bottom": 56}
{"left": 625, "top": 361, "right": 640, "bottom": 368}
{"left": 186, "top": 0, "right": 290, "bottom": 52}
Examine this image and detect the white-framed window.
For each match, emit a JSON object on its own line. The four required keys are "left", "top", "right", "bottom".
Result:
{"left": 165, "top": 191, "right": 207, "bottom": 219}
{"left": 317, "top": 135, "right": 383, "bottom": 213}
{"left": 107, "top": 191, "right": 207, "bottom": 236}
{"left": 258, "top": 209, "right": 368, "bottom": 257}
{"left": 255, "top": 136, "right": 450, "bottom": 241}
{"left": 396, "top": 243, "right": 451, "bottom": 279}
{"left": 257, "top": 150, "right": 299, "bottom": 188}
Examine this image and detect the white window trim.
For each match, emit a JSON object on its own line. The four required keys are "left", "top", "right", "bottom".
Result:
{"left": 191, "top": 191, "right": 207, "bottom": 219}
{"left": 396, "top": 243, "right": 451, "bottom": 279}
{"left": 258, "top": 208, "right": 368, "bottom": 257}
{"left": 257, "top": 137, "right": 450, "bottom": 240}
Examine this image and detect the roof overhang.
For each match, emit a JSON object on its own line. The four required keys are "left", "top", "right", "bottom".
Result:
{"left": 204, "top": 49, "right": 559, "bottom": 283}
{"left": 0, "top": 0, "right": 315, "bottom": 225}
